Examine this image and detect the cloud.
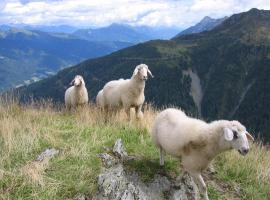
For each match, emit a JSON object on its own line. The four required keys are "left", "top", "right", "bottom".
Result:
{"left": 0, "top": 1, "right": 7, "bottom": 11}
{"left": 0, "top": 0, "right": 270, "bottom": 28}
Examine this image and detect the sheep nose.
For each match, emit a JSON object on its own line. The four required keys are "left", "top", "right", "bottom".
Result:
{"left": 143, "top": 76, "right": 148, "bottom": 80}
{"left": 243, "top": 148, "right": 249, "bottom": 154}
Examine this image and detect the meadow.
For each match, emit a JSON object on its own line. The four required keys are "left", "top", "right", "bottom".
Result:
{"left": 0, "top": 98, "right": 269, "bottom": 200}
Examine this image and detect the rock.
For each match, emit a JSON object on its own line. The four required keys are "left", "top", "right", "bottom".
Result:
{"left": 36, "top": 148, "right": 59, "bottom": 162}
{"left": 74, "top": 193, "right": 86, "bottom": 200}
{"left": 171, "top": 173, "right": 200, "bottom": 200}
{"left": 112, "top": 139, "right": 128, "bottom": 159}
{"left": 94, "top": 139, "right": 200, "bottom": 200}
{"left": 98, "top": 153, "right": 116, "bottom": 168}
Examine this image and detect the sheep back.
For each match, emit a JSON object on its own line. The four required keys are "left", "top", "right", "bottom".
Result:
{"left": 151, "top": 108, "right": 208, "bottom": 157}
{"left": 102, "top": 79, "right": 145, "bottom": 108}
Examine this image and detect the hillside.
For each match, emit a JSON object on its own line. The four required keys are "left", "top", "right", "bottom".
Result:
{"left": 0, "top": 28, "right": 131, "bottom": 92}
{"left": 174, "top": 16, "right": 227, "bottom": 37}
{"left": 0, "top": 101, "right": 269, "bottom": 199}
{"left": 15, "top": 8, "right": 270, "bottom": 142}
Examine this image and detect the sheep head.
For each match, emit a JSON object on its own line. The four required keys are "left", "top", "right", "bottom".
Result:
{"left": 70, "top": 75, "right": 85, "bottom": 87}
{"left": 223, "top": 120, "right": 254, "bottom": 156}
{"left": 133, "top": 64, "right": 154, "bottom": 80}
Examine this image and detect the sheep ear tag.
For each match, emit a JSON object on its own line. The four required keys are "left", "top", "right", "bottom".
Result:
{"left": 224, "top": 128, "right": 234, "bottom": 141}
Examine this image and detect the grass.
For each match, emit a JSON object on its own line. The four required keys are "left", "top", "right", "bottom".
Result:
{"left": 0, "top": 99, "right": 269, "bottom": 199}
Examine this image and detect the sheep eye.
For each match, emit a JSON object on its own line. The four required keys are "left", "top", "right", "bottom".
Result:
{"left": 233, "top": 131, "right": 238, "bottom": 139}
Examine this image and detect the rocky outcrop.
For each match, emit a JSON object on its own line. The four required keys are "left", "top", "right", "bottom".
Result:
{"left": 93, "top": 139, "right": 200, "bottom": 200}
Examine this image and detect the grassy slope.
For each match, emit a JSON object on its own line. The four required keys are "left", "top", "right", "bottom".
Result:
{"left": 0, "top": 100, "right": 269, "bottom": 199}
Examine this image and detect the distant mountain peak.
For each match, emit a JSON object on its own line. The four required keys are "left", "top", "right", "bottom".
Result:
{"left": 173, "top": 16, "right": 227, "bottom": 38}
{"left": 200, "top": 16, "right": 213, "bottom": 22}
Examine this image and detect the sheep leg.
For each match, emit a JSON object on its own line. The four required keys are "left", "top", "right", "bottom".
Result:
{"left": 125, "top": 107, "right": 131, "bottom": 120}
{"left": 135, "top": 105, "right": 143, "bottom": 119}
{"left": 66, "top": 104, "right": 72, "bottom": 112}
{"left": 160, "top": 148, "right": 165, "bottom": 166}
{"left": 190, "top": 172, "right": 209, "bottom": 200}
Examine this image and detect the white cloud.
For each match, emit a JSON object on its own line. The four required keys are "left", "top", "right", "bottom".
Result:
{"left": 0, "top": 1, "right": 7, "bottom": 11}
{"left": 0, "top": 0, "right": 270, "bottom": 28}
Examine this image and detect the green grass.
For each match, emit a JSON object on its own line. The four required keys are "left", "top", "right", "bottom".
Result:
{"left": 0, "top": 101, "right": 269, "bottom": 199}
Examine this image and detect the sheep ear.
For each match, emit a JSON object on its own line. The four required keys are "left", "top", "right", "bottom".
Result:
{"left": 133, "top": 68, "right": 139, "bottom": 76}
{"left": 69, "top": 79, "right": 75, "bottom": 86}
{"left": 147, "top": 69, "right": 154, "bottom": 78}
{"left": 246, "top": 132, "right": 254, "bottom": 142}
{"left": 224, "top": 128, "right": 233, "bottom": 141}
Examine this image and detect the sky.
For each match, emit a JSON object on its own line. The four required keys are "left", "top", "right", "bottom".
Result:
{"left": 0, "top": 0, "right": 270, "bottom": 28}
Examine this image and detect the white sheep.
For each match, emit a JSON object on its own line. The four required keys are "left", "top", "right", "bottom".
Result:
{"left": 96, "top": 64, "right": 153, "bottom": 119}
{"left": 65, "top": 75, "right": 88, "bottom": 110}
{"left": 151, "top": 108, "right": 254, "bottom": 200}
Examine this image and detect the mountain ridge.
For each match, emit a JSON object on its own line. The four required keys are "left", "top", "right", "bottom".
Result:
{"left": 173, "top": 16, "right": 228, "bottom": 38}
{"left": 73, "top": 23, "right": 180, "bottom": 43}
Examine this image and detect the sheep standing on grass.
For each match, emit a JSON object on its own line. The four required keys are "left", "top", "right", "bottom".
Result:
{"left": 96, "top": 64, "right": 153, "bottom": 119}
{"left": 151, "top": 108, "right": 254, "bottom": 200}
{"left": 65, "top": 75, "right": 88, "bottom": 110}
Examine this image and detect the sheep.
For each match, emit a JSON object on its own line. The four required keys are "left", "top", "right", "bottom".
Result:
{"left": 96, "top": 64, "right": 153, "bottom": 119}
{"left": 65, "top": 75, "right": 88, "bottom": 110}
{"left": 151, "top": 108, "right": 254, "bottom": 200}
{"left": 96, "top": 89, "right": 105, "bottom": 108}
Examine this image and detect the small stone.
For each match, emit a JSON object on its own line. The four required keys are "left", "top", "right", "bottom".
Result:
{"left": 36, "top": 148, "right": 59, "bottom": 162}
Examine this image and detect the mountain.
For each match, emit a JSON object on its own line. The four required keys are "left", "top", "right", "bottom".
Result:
{"left": 14, "top": 8, "right": 270, "bottom": 142}
{"left": 0, "top": 25, "right": 12, "bottom": 31}
{"left": 73, "top": 23, "right": 180, "bottom": 43}
{"left": 1, "top": 24, "right": 79, "bottom": 33}
{"left": 174, "top": 16, "right": 228, "bottom": 37}
{"left": 0, "top": 28, "right": 132, "bottom": 92}
{"left": 25, "top": 25, "right": 79, "bottom": 33}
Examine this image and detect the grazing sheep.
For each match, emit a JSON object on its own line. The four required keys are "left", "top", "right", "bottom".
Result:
{"left": 151, "top": 108, "right": 254, "bottom": 200}
{"left": 65, "top": 75, "right": 88, "bottom": 110}
{"left": 96, "top": 64, "right": 153, "bottom": 119}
